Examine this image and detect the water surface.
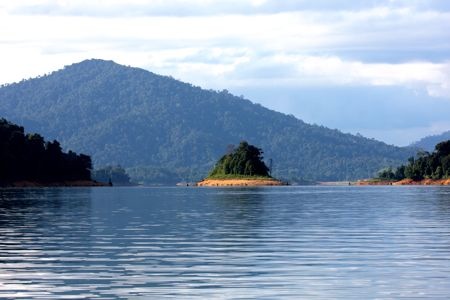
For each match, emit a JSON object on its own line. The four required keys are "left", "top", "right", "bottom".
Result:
{"left": 0, "top": 186, "right": 449, "bottom": 299}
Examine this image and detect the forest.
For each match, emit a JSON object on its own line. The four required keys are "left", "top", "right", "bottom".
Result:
{"left": 378, "top": 140, "right": 450, "bottom": 181}
{"left": 0, "top": 118, "right": 92, "bottom": 184}
{"left": 208, "top": 141, "right": 270, "bottom": 178}
{"left": 0, "top": 59, "right": 415, "bottom": 184}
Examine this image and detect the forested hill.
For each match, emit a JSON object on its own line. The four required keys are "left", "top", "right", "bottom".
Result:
{"left": 411, "top": 131, "right": 450, "bottom": 152}
{"left": 0, "top": 59, "right": 414, "bottom": 183}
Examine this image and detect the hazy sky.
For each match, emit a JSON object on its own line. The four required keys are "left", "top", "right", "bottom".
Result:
{"left": 1, "top": 0, "right": 449, "bottom": 146}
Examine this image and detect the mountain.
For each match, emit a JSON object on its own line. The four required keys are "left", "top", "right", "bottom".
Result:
{"left": 411, "top": 131, "right": 450, "bottom": 152}
{"left": 0, "top": 59, "right": 414, "bottom": 183}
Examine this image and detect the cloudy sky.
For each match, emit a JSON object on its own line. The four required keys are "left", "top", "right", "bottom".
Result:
{"left": 1, "top": 0, "right": 449, "bottom": 146}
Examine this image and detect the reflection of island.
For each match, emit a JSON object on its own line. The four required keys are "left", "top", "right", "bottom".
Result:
{"left": 197, "top": 141, "right": 284, "bottom": 187}
{"left": 211, "top": 189, "right": 267, "bottom": 231}
{"left": 0, "top": 118, "right": 99, "bottom": 187}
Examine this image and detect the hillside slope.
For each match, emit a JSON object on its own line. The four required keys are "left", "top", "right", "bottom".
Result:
{"left": 411, "top": 131, "right": 450, "bottom": 152}
{"left": 0, "top": 59, "right": 414, "bottom": 183}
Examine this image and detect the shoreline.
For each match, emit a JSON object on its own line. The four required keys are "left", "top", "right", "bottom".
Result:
{"left": 196, "top": 178, "right": 285, "bottom": 187}
{"left": 356, "top": 178, "right": 450, "bottom": 186}
{"left": 1, "top": 180, "right": 108, "bottom": 188}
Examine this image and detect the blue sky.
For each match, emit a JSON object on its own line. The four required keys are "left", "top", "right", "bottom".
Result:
{"left": 1, "top": 0, "right": 449, "bottom": 145}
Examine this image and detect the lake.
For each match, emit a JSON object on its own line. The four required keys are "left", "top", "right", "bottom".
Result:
{"left": 0, "top": 186, "right": 449, "bottom": 299}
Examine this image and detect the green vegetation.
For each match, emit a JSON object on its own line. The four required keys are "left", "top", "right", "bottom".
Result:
{"left": 378, "top": 140, "right": 450, "bottom": 181}
{"left": 92, "top": 165, "right": 132, "bottom": 186}
{"left": 208, "top": 141, "right": 270, "bottom": 179}
{"left": 376, "top": 166, "right": 406, "bottom": 181}
{"left": 205, "top": 174, "right": 274, "bottom": 180}
{"left": 126, "top": 166, "right": 202, "bottom": 186}
{"left": 0, "top": 59, "right": 415, "bottom": 184}
{"left": 0, "top": 118, "right": 91, "bottom": 184}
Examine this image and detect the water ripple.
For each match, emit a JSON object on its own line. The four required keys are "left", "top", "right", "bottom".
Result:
{"left": 0, "top": 186, "right": 450, "bottom": 298}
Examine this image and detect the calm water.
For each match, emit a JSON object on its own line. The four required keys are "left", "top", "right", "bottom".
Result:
{"left": 0, "top": 186, "right": 450, "bottom": 299}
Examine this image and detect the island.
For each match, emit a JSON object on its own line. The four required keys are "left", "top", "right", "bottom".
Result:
{"left": 92, "top": 165, "right": 135, "bottom": 186}
{"left": 196, "top": 141, "right": 284, "bottom": 187}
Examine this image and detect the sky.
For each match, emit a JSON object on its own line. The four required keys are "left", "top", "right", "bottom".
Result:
{"left": 1, "top": 0, "right": 449, "bottom": 146}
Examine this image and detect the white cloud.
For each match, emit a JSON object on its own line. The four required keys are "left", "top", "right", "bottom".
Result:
{"left": 1, "top": 1, "right": 450, "bottom": 144}
{"left": 0, "top": 3, "right": 449, "bottom": 100}
{"left": 5, "top": 0, "right": 450, "bottom": 17}
{"left": 150, "top": 52, "right": 450, "bottom": 99}
{"left": 295, "top": 56, "right": 450, "bottom": 97}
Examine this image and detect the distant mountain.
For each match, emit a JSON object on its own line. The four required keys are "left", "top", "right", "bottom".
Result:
{"left": 0, "top": 59, "right": 414, "bottom": 183}
{"left": 411, "top": 131, "right": 450, "bottom": 152}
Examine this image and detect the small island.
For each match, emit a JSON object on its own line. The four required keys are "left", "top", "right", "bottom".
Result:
{"left": 196, "top": 141, "right": 284, "bottom": 187}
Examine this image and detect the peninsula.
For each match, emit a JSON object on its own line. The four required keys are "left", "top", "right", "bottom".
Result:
{"left": 357, "top": 140, "right": 450, "bottom": 186}
{"left": 196, "top": 141, "right": 284, "bottom": 187}
{"left": 0, "top": 118, "right": 98, "bottom": 187}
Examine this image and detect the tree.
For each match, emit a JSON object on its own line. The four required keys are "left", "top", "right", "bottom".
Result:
{"left": 377, "top": 167, "right": 396, "bottom": 180}
{"left": 442, "top": 156, "right": 450, "bottom": 178}
{"left": 436, "top": 140, "right": 450, "bottom": 156}
{"left": 92, "top": 165, "right": 131, "bottom": 185}
{"left": 394, "top": 165, "right": 406, "bottom": 180}
{"left": 432, "top": 166, "right": 443, "bottom": 180}
{"left": 394, "top": 140, "right": 450, "bottom": 181}
{"left": 208, "top": 141, "right": 270, "bottom": 178}
{"left": 0, "top": 118, "right": 92, "bottom": 184}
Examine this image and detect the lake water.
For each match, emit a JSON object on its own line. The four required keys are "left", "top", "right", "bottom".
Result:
{"left": 0, "top": 186, "right": 450, "bottom": 299}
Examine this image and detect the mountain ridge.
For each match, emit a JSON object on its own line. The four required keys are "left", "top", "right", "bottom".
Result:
{"left": 411, "top": 131, "right": 450, "bottom": 152}
{"left": 0, "top": 59, "right": 415, "bottom": 183}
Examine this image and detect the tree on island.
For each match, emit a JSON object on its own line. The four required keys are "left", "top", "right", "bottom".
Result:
{"left": 208, "top": 141, "right": 270, "bottom": 178}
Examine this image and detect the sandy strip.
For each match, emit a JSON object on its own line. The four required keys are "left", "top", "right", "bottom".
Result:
{"left": 196, "top": 178, "right": 284, "bottom": 187}
{"left": 356, "top": 178, "right": 450, "bottom": 186}
{"left": 392, "top": 178, "right": 450, "bottom": 185}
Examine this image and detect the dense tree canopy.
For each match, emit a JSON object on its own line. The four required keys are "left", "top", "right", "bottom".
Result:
{"left": 208, "top": 141, "right": 270, "bottom": 178}
{"left": 0, "top": 59, "right": 415, "bottom": 184}
{"left": 378, "top": 140, "right": 450, "bottom": 181}
{"left": 0, "top": 118, "right": 91, "bottom": 184}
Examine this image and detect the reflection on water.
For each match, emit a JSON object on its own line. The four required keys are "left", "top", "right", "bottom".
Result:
{"left": 1, "top": 186, "right": 450, "bottom": 299}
